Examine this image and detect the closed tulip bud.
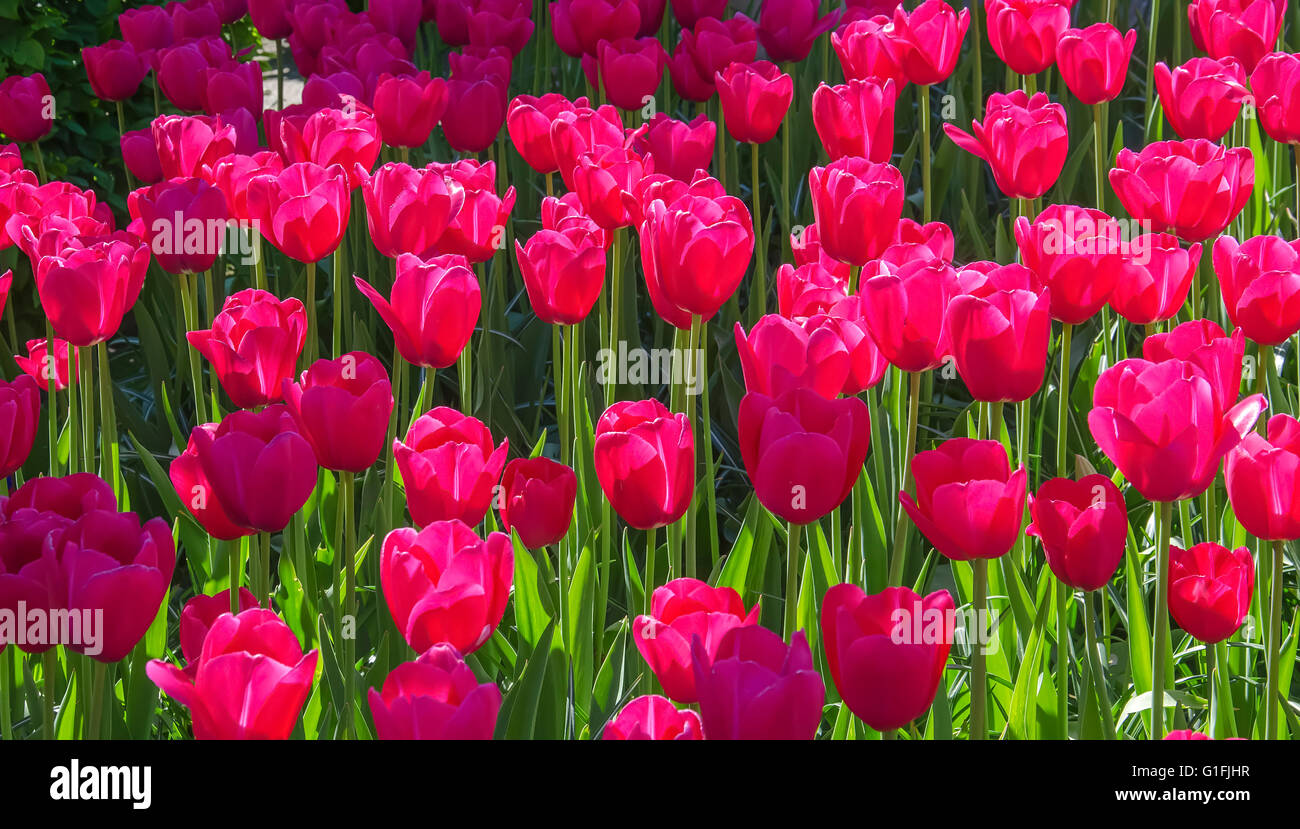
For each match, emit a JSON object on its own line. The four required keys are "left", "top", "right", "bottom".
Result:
{"left": 831, "top": 15, "right": 906, "bottom": 91}
{"left": 1056, "top": 23, "right": 1137, "bottom": 105}
{"left": 822, "top": 584, "right": 954, "bottom": 731}
{"left": 1026, "top": 475, "right": 1127, "bottom": 591}
{"left": 668, "top": 39, "right": 715, "bottom": 102}
{"left": 497, "top": 456, "right": 576, "bottom": 549}
{"left": 1214, "top": 234, "right": 1300, "bottom": 345}
{"left": 591, "top": 37, "right": 667, "bottom": 112}
{"left": 507, "top": 94, "right": 586, "bottom": 174}
{"left": 1089, "top": 358, "right": 1266, "bottom": 502}
{"left": 282, "top": 352, "right": 394, "bottom": 473}
{"left": 1109, "top": 234, "right": 1201, "bottom": 325}
{"left": 641, "top": 191, "right": 754, "bottom": 318}
{"left": 169, "top": 423, "right": 257, "bottom": 541}
{"left": 1110, "top": 139, "right": 1253, "bottom": 243}
{"left": 860, "top": 257, "right": 959, "bottom": 372}
{"left": 396, "top": 408, "right": 508, "bottom": 527}
{"left": 152, "top": 114, "right": 237, "bottom": 180}
{"left": 369, "top": 0, "right": 424, "bottom": 52}
{"left": 15, "top": 338, "right": 78, "bottom": 392}
{"left": 430, "top": 159, "right": 516, "bottom": 262}
{"left": 147, "top": 608, "right": 318, "bottom": 739}
{"left": 0, "top": 375, "right": 39, "bottom": 478}
{"left": 1251, "top": 52, "right": 1300, "bottom": 145}
{"left": 549, "top": 104, "right": 625, "bottom": 190}
{"left": 1143, "top": 319, "right": 1245, "bottom": 412}
{"left": 279, "top": 105, "right": 382, "bottom": 188}
{"left": 757, "top": 0, "right": 840, "bottom": 63}
{"left": 443, "top": 73, "right": 508, "bottom": 153}
{"left": 118, "top": 5, "right": 175, "bottom": 63}
{"left": 808, "top": 157, "right": 904, "bottom": 266}
{"left": 630, "top": 113, "right": 714, "bottom": 182}
{"left": 369, "top": 644, "right": 503, "bottom": 739}
{"left": 891, "top": 0, "right": 969, "bottom": 86}
{"left": 1153, "top": 58, "right": 1249, "bottom": 142}
{"left": 603, "top": 695, "right": 703, "bottom": 740}
{"left": 359, "top": 162, "right": 464, "bottom": 259}
{"left": 738, "top": 387, "right": 870, "bottom": 524}
{"left": 1167, "top": 542, "right": 1255, "bottom": 643}
{"left": 157, "top": 38, "right": 233, "bottom": 113}
{"left": 205, "top": 150, "right": 284, "bottom": 222}
{"left": 202, "top": 61, "right": 264, "bottom": 122}
{"left": 373, "top": 72, "right": 448, "bottom": 149}
{"left": 171, "top": 0, "right": 221, "bottom": 39}
{"left": 901, "top": 438, "right": 1027, "bottom": 561}
{"left": 594, "top": 399, "right": 694, "bottom": 529}
{"left": 355, "top": 253, "right": 481, "bottom": 369}
{"left": 550, "top": 0, "right": 641, "bottom": 57}
{"left": 516, "top": 226, "right": 606, "bottom": 325}
{"left": 1226, "top": 414, "right": 1300, "bottom": 540}
{"left": 120, "top": 128, "right": 164, "bottom": 185}
{"left": 1188, "top": 0, "right": 1284, "bottom": 73}
{"left": 571, "top": 145, "right": 648, "bottom": 230}
{"left": 467, "top": 0, "right": 537, "bottom": 56}
{"left": 945, "top": 90, "right": 1068, "bottom": 200}
{"left": 632, "top": 578, "right": 761, "bottom": 702}
{"left": 735, "top": 313, "right": 850, "bottom": 399}
{"left": 811, "top": 78, "right": 895, "bottom": 162}
{"left": 692, "top": 626, "right": 825, "bottom": 740}
{"left": 249, "top": 0, "right": 295, "bottom": 39}
{"left": 47, "top": 509, "right": 176, "bottom": 662}
{"left": 34, "top": 232, "right": 149, "bottom": 348}
{"left": 814, "top": 295, "right": 889, "bottom": 394}
{"left": 246, "top": 162, "right": 350, "bottom": 263}
{"left": 1014, "top": 204, "right": 1122, "bottom": 324}
{"left": 187, "top": 288, "right": 306, "bottom": 410}
{"left": 177, "top": 589, "right": 262, "bottom": 679}
{"left": 775, "top": 261, "right": 848, "bottom": 317}
{"left": 129, "top": 177, "right": 230, "bottom": 274}
{"left": 0, "top": 74, "right": 54, "bottom": 144}
{"left": 380, "top": 520, "right": 513, "bottom": 653}
{"left": 82, "top": 40, "right": 149, "bottom": 102}
{"left": 944, "top": 263, "right": 1051, "bottom": 402}
{"left": 984, "top": 0, "right": 1071, "bottom": 75}
{"left": 669, "top": 0, "right": 726, "bottom": 30}
{"left": 715, "top": 61, "right": 793, "bottom": 144}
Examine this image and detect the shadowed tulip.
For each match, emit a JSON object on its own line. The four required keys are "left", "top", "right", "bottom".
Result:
{"left": 369, "top": 644, "right": 502, "bottom": 739}
{"left": 0, "top": 74, "right": 54, "bottom": 143}
{"left": 395, "top": 408, "right": 508, "bottom": 527}
{"left": 282, "top": 351, "right": 394, "bottom": 473}
{"left": 497, "top": 456, "right": 576, "bottom": 549}
{"left": 630, "top": 113, "right": 714, "bottom": 182}
{"left": 83, "top": 40, "right": 149, "bottom": 102}
{"left": 129, "top": 177, "right": 230, "bottom": 274}
{"left": 757, "top": 0, "right": 841, "bottom": 63}
{"left": 692, "top": 626, "right": 825, "bottom": 740}
{"left": 1167, "top": 542, "right": 1254, "bottom": 643}
{"left": 0, "top": 375, "right": 39, "bottom": 478}
{"left": 170, "top": 423, "right": 257, "bottom": 541}
{"left": 1026, "top": 475, "right": 1127, "bottom": 591}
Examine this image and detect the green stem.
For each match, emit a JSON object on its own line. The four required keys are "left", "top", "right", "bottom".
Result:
{"left": 887, "top": 371, "right": 921, "bottom": 585}
{"left": 1151, "top": 500, "right": 1173, "bottom": 739}
{"left": 67, "top": 344, "right": 80, "bottom": 474}
{"left": 32, "top": 142, "right": 47, "bottom": 185}
{"left": 644, "top": 526, "right": 657, "bottom": 616}
{"left": 1056, "top": 579, "right": 1070, "bottom": 738}
{"left": 276, "top": 39, "right": 284, "bottom": 110}
{"left": 44, "top": 321, "right": 58, "bottom": 475}
{"left": 180, "top": 273, "right": 208, "bottom": 426}
{"left": 751, "top": 142, "right": 765, "bottom": 318}
{"left": 97, "top": 344, "right": 119, "bottom": 502}
{"left": 342, "top": 470, "right": 357, "bottom": 740}
{"left": 920, "top": 84, "right": 932, "bottom": 223}
{"left": 685, "top": 315, "right": 702, "bottom": 579}
{"left": 1057, "top": 323, "right": 1072, "bottom": 475}
{"left": 304, "top": 261, "right": 318, "bottom": 366}
{"left": 229, "top": 538, "right": 241, "bottom": 612}
{"left": 1266, "top": 540, "right": 1284, "bottom": 739}
{"left": 606, "top": 228, "right": 622, "bottom": 408}
{"left": 1144, "top": 0, "right": 1161, "bottom": 142}
{"left": 115, "top": 101, "right": 134, "bottom": 195}
{"left": 333, "top": 233, "right": 347, "bottom": 359}
{"left": 971, "top": 557, "right": 988, "bottom": 740}
{"left": 1084, "top": 589, "right": 1116, "bottom": 738}
{"left": 42, "top": 649, "right": 56, "bottom": 740}
{"left": 784, "top": 521, "right": 803, "bottom": 639}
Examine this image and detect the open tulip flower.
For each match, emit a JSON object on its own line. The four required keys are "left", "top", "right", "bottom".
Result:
{"left": 1109, "top": 139, "right": 1253, "bottom": 243}
{"left": 395, "top": 407, "right": 509, "bottom": 527}
{"left": 1226, "top": 414, "right": 1300, "bottom": 540}
{"left": 1251, "top": 52, "right": 1300, "bottom": 145}
{"left": 1153, "top": 57, "right": 1249, "bottom": 142}
{"left": 1214, "top": 234, "right": 1300, "bottom": 345}
{"left": 602, "top": 695, "right": 703, "bottom": 740}
{"left": 691, "top": 626, "right": 825, "bottom": 740}
{"left": 355, "top": 252, "right": 480, "bottom": 368}
{"left": 1187, "top": 0, "right": 1285, "bottom": 73}
{"left": 368, "top": 644, "right": 502, "bottom": 740}
{"left": 944, "top": 91, "right": 1068, "bottom": 200}
{"left": 890, "top": 0, "right": 968, "bottom": 86}
{"left": 187, "top": 288, "right": 307, "bottom": 409}
{"left": 984, "top": 0, "right": 1072, "bottom": 75}
{"left": 1142, "top": 319, "right": 1245, "bottom": 412}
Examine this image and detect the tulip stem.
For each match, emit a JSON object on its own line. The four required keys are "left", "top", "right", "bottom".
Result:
{"left": 230, "top": 539, "right": 241, "bottom": 613}
{"left": 1055, "top": 579, "right": 1070, "bottom": 739}
{"left": 1143, "top": 0, "right": 1160, "bottom": 143}
{"left": 42, "top": 649, "right": 56, "bottom": 739}
{"left": 180, "top": 273, "right": 208, "bottom": 426}
{"left": 276, "top": 39, "right": 284, "bottom": 110}
{"left": 1151, "top": 500, "right": 1173, "bottom": 739}
{"left": 253, "top": 235, "right": 266, "bottom": 292}
{"left": 1084, "top": 589, "right": 1116, "bottom": 738}
{"left": 115, "top": 101, "right": 134, "bottom": 195}
{"left": 0, "top": 649, "right": 10, "bottom": 741}
{"left": 97, "top": 343, "right": 120, "bottom": 502}
{"left": 342, "top": 470, "right": 357, "bottom": 740}
{"left": 920, "top": 84, "right": 932, "bottom": 223}
{"left": 887, "top": 371, "right": 921, "bottom": 586}
{"left": 305, "top": 261, "right": 318, "bottom": 367}
{"left": 781, "top": 107, "right": 791, "bottom": 259}
{"left": 554, "top": 326, "right": 568, "bottom": 466}
{"left": 384, "top": 355, "right": 405, "bottom": 538}
{"left": 32, "top": 141, "right": 47, "bottom": 185}
{"left": 1056, "top": 323, "right": 1072, "bottom": 475}
{"left": 784, "top": 521, "right": 803, "bottom": 640}
{"left": 971, "top": 557, "right": 988, "bottom": 740}
{"left": 67, "top": 344, "right": 80, "bottom": 474}
{"left": 699, "top": 319, "right": 719, "bottom": 570}
{"left": 606, "top": 228, "right": 622, "bottom": 409}
{"left": 644, "top": 527, "right": 657, "bottom": 616}
{"left": 750, "top": 142, "right": 765, "bottom": 319}
{"left": 44, "top": 321, "right": 59, "bottom": 475}
{"left": 333, "top": 233, "right": 347, "bottom": 360}
{"left": 1265, "top": 540, "right": 1284, "bottom": 739}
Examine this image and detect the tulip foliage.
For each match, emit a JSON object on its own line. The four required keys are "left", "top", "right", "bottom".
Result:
{"left": 2, "top": 0, "right": 1300, "bottom": 745}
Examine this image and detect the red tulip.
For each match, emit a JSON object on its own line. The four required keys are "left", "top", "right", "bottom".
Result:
{"left": 205, "top": 150, "right": 285, "bottom": 222}
{"left": 632, "top": 577, "right": 761, "bottom": 703}
{"left": 811, "top": 78, "right": 896, "bottom": 163}
{"left": 1153, "top": 58, "right": 1249, "bottom": 142}
{"left": 507, "top": 94, "right": 585, "bottom": 174}
{"left": 945, "top": 90, "right": 1068, "bottom": 200}
{"left": 882, "top": 218, "right": 956, "bottom": 266}
{"left": 171, "top": 0, "right": 221, "bottom": 39}
{"left": 668, "top": 0, "right": 726, "bottom": 30}
{"left": 14, "top": 338, "right": 78, "bottom": 392}
{"left": 812, "top": 295, "right": 889, "bottom": 394}
{"left": 157, "top": 38, "right": 233, "bottom": 113}
{"left": 1014, "top": 204, "right": 1122, "bottom": 324}
{"left": 738, "top": 387, "right": 870, "bottom": 524}
{"left": 775, "top": 261, "right": 848, "bottom": 317}
{"left": 860, "top": 257, "right": 959, "bottom": 372}
{"left": 890, "top": 0, "right": 969, "bottom": 86}
{"left": 169, "top": 423, "right": 257, "bottom": 541}
{"left": 120, "top": 129, "right": 165, "bottom": 185}
{"left": 549, "top": 0, "right": 641, "bottom": 57}
{"left": 369, "top": 0, "right": 425, "bottom": 52}
{"left": 1110, "top": 139, "right": 1253, "bottom": 243}
{"left": 594, "top": 399, "right": 694, "bottom": 530}
{"left": 944, "top": 263, "right": 1051, "bottom": 402}
{"left": 0, "top": 74, "right": 54, "bottom": 144}
{"left": 641, "top": 191, "right": 754, "bottom": 318}
{"left": 1026, "top": 475, "right": 1126, "bottom": 591}
{"left": 668, "top": 38, "right": 715, "bottom": 102}
{"left": 380, "top": 520, "right": 513, "bottom": 653}
{"left": 1214, "top": 234, "right": 1300, "bottom": 345}
{"left": 373, "top": 72, "right": 448, "bottom": 149}
{"left": 1167, "top": 542, "right": 1254, "bottom": 643}
{"left": 630, "top": 113, "right": 715, "bottom": 182}
{"left": 249, "top": 0, "right": 295, "bottom": 39}
{"left": 670, "top": 15, "right": 758, "bottom": 102}
{"left": 591, "top": 37, "right": 667, "bottom": 111}
{"left": 359, "top": 162, "right": 464, "bottom": 259}
{"left": 279, "top": 105, "right": 382, "bottom": 188}
{"left": 129, "top": 177, "right": 230, "bottom": 274}
{"left": 83, "top": 40, "right": 149, "bottom": 102}
{"left": 549, "top": 104, "right": 625, "bottom": 191}
{"left": 1088, "top": 358, "right": 1265, "bottom": 503}
{"left": 147, "top": 608, "right": 318, "bottom": 739}
{"left": 1056, "top": 23, "right": 1137, "bottom": 105}
{"left": 246, "top": 162, "right": 350, "bottom": 263}
{"left": 354, "top": 253, "right": 481, "bottom": 369}
{"left": 118, "top": 5, "right": 175, "bottom": 62}
{"left": 187, "top": 288, "right": 306, "bottom": 409}
{"left": 497, "top": 456, "right": 576, "bottom": 549}
{"left": 822, "top": 584, "right": 955, "bottom": 731}
{"left": 1188, "top": 0, "right": 1285, "bottom": 73}
{"left": 808, "top": 157, "right": 904, "bottom": 266}
{"left": 515, "top": 226, "right": 606, "bottom": 325}
{"left": 442, "top": 73, "right": 508, "bottom": 153}
{"left": 1109, "top": 234, "right": 1201, "bottom": 325}
{"left": 0, "top": 375, "right": 39, "bottom": 478}
{"left": 1142, "top": 319, "right": 1245, "bottom": 413}
{"left": 1164, "top": 729, "right": 1214, "bottom": 740}
{"left": 1226, "top": 414, "right": 1300, "bottom": 540}
{"left": 395, "top": 407, "right": 508, "bottom": 527}
{"left": 735, "top": 313, "right": 850, "bottom": 399}
{"left": 31, "top": 231, "right": 146, "bottom": 349}
{"left": 984, "top": 0, "right": 1071, "bottom": 75}
{"left": 570, "top": 144, "right": 648, "bottom": 230}
{"left": 368, "top": 644, "right": 503, "bottom": 740}
{"left": 832, "top": 15, "right": 906, "bottom": 91}
{"left": 715, "top": 61, "right": 793, "bottom": 144}
{"left": 430, "top": 159, "right": 516, "bottom": 262}
{"left": 901, "top": 438, "right": 1028, "bottom": 561}
{"left": 177, "top": 589, "right": 262, "bottom": 679}
{"left": 282, "top": 351, "right": 394, "bottom": 473}
{"left": 692, "top": 626, "right": 825, "bottom": 740}
{"left": 1251, "top": 52, "right": 1300, "bottom": 145}
{"left": 602, "top": 695, "right": 703, "bottom": 740}
{"left": 151, "top": 114, "right": 237, "bottom": 180}
{"left": 467, "top": 0, "right": 537, "bottom": 56}
{"left": 756, "top": 0, "right": 841, "bottom": 64}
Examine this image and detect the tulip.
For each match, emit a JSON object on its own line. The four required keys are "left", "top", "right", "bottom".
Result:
{"left": 602, "top": 695, "right": 703, "bottom": 740}
{"left": 368, "top": 644, "right": 503, "bottom": 740}
{"left": 811, "top": 79, "right": 895, "bottom": 163}
{"left": 0, "top": 74, "right": 53, "bottom": 144}
{"left": 507, "top": 94, "right": 585, "bottom": 175}
{"left": 360, "top": 162, "right": 464, "bottom": 259}
{"left": 813, "top": 296, "right": 889, "bottom": 394}
{"left": 715, "top": 61, "right": 793, "bottom": 144}
{"left": 380, "top": 520, "right": 513, "bottom": 654}
{"left": 0, "top": 375, "right": 39, "bottom": 478}
{"left": 147, "top": 608, "right": 318, "bottom": 739}
{"left": 668, "top": 0, "right": 726, "bottom": 30}
{"left": 593, "top": 399, "right": 694, "bottom": 530}
{"left": 860, "top": 257, "right": 959, "bottom": 372}
{"left": 1014, "top": 204, "right": 1123, "bottom": 324}
{"left": 668, "top": 39, "right": 715, "bottom": 102}
{"left": 756, "top": 0, "right": 841, "bottom": 64}
{"left": 671, "top": 15, "right": 758, "bottom": 102}
{"left": 467, "top": 0, "right": 537, "bottom": 56}
{"left": 630, "top": 113, "right": 714, "bottom": 182}
{"left": 169, "top": 423, "right": 257, "bottom": 541}
{"left": 33, "top": 232, "right": 150, "bottom": 348}
{"left": 692, "top": 626, "right": 825, "bottom": 740}
{"left": 631, "top": 578, "right": 761, "bottom": 702}
{"left": 152, "top": 114, "right": 237, "bottom": 180}
{"left": 373, "top": 72, "right": 448, "bottom": 149}
{"left": 15, "top": 337, "right": 78, "bottom": 392}
{"left": 734, "top": 314, "right": 850, "bottom": 399}
{"left": 570, "top": 145, "right": 648, "bottom": 230}
{"left": 120, "top": 129, "right": 165, "bottom": 185}
{"left": 591, "top": 37, "right": 667, "bottom": 112}
{"left": 1167, "top": 542, "right": 1255, "bottom": 643}
{"left": 354, "top": 253, "right": 481, "bottom": 368}
{"left": 279, "top": 105, "right": 382, "bottom": 188}
{"left": 1056, "top": 24, "right": 1137, "bottom": 105}
{"left": 245, "top": 162, "right": 350, "bottom": 263}
{"left": 549, "top": 105, "right": 625, "bottom": 190}
{"left": 1109, "top": 139, "right": 1253, "bottom": 243}
{"left": 890, "top": 0, "right": 969, "bottom": 86}
{"left": 205, "top": 150, "right": 285, "bottom": 222}
{"left": 171, "top": 0, "right": 221, "bottom": 39}
{"left": 497, "top": 457, "right": 577, "bottom": 549}
{"left": 187, "top": 288, "right": 306, "bottom": 410}
{"left": 82, "top": 41, "right": 149, "bottom": 102}
{"left": 944, "top": 263, "right": 1051, "bottom": 402}
{"left": 395, "top": 407, "right": 508, "bottom": 527}
{"left": 128, "top": 177, "right": 230, "bottom": 274}
{"left": 369, "top": 0, "right": 424, "bottom": 52}
{"left": 1153, "top": 58, "right": 1249, "bottom": 142}
{"left": 945, "top": 90, "right": 1068, "bottom": 200}
{"left": 549, "top": 0, "right": 641, "bottom": 57}
{"left": 156, "top": 38, "right": 233, "bottom": 113}
{"left": 191, "top": 405, "right": 319, "bottom": 534}
{"left": 249, "top": 0, "right": 294, "bottom": 39}
{"left": 641, "top": 191, "right": 754, "bottom": 318}
{"left": 1214, "top": 235, "right": 1300, "bottom": 345}
{"left": 1026, "top": 475, "right": 1126, "bottom": 591}
{"left": 984, "top": 0, "right": 1071, "bottom": 75}
{"left": 118, "top": 5, "right": 175, "bottom": 61}
{"left": 883, "top": 219, "right": 955, "bottom": 265}
{"left": 282, "top": 352, "right": 394, "bottom": 473}
{"left": 1088, "top": 358, "right": 1265, "bottom": 503}
{"left": 831, "top": 15, "right": 906, "bottom": 91}
{"left": 1188, "top": 0, "right": 1284, "bottom": 73}
{"left": 775, "top": 261, "right": 848, "bottom": 317}
{"left": 822, "top": 584, "right": 955, "bottom": 731}
{"left": 430, "top": 159, "right": 516, "bottom": 262}
{"left": 516, "top": 226, "right": 607, "bottom": 325}
{"left": 1109, "top": 234, "right": 1201, "bottom": 325}
{"left": 808, "top": 157, "right": 904, "bottom": 266}
{"left": 1225, "top": 414, "right": 1300, "bottom": 540}
{"left": 177, "top": 589, "right": 262, "bottom": 676}
{"left": 1142, "top": 319, "right": 1245, "bottom": 413}
{"left": 1251, "top": 52, "right": 1300, "bottom": 145}
{"left": 442, "top": 73, "right": 508, "bottom": 153}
